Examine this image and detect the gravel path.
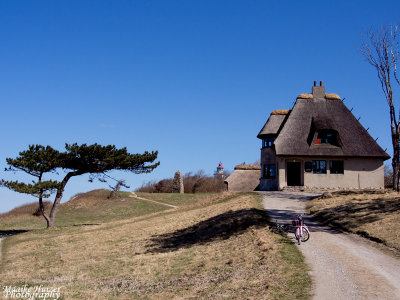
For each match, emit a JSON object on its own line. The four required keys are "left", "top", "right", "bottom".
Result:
{"left": 129, "top": 192, "right": 178, "bottom": 208}
{"left": 261, "top": 191, "right": 400, "bottom": 300}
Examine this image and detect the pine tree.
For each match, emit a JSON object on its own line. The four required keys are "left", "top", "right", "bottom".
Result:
{"left": 1, "top": 143, "right": 159, "bottom": 227}
{"left": 1, "top": 145, "right": 62, "bottom": 227}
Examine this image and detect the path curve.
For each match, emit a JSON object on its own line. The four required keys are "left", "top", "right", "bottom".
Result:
{"left": 129, "top": 192, "right": 178, "bottom": 209}
{"left": 261, "top": 191, "right": 400, "bottom": 300}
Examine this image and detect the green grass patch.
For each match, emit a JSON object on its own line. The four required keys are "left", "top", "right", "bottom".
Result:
{"left": 135, "top": 192, "right": 219, "bottom": 206}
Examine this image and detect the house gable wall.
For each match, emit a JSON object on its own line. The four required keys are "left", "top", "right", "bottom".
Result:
{"left": 303, "top": 158, "right": 384, "bottom": 189}
{"left": 275, "top": 157, "right": 384, "bottom": 189}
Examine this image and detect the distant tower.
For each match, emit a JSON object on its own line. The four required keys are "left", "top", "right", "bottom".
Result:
{"left": 215, "top": 162, "right": 226, "bottom": 180}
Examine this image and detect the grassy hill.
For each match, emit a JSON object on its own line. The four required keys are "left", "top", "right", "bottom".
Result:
{"left": 0, "top": 191, "right": 311, "bottom": 299}
{"left": 307, "top": 190, "right": 400, "bottom": 253}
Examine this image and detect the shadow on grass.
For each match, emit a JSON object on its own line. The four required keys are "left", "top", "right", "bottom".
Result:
{"left": 0, "top": 230, "right": 28, "bottom": 238}
{"left": 145, "top": 208, "right": 269, "bottom": 253}
{"left": 312, "top": 196, "right": 400, "bottom": 230}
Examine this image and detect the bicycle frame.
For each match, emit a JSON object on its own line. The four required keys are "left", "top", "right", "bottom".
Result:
{"left": 293, "top": 215, "right": 310, "bottom": 245}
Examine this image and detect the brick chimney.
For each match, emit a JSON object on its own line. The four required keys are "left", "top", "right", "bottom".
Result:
{"left": 312, "top": 81, "right": 325, "bottom": 98}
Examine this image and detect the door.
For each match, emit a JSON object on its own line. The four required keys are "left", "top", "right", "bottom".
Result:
{"left": 287, "top": 162, "right": 302, "bottom": 186}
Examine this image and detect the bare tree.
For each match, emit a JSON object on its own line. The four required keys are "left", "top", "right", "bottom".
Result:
{"left": 360, "top": 24, "right": 400, "bottom": 191}
{"left": 108, "top": 179, "right": 130, "bottom": 199}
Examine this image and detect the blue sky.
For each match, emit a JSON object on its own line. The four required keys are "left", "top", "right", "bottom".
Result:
{"left": 1, "top": 0, "right": 399, "bottom": 213}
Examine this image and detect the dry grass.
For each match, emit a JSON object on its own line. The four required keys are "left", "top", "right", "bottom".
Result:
{"left": 0, "top": 201, "right": 52, "bottom": 231}
{"left": 307, "top": 191, "right": 400, "bottom": 251}
{"left": 0, "top": 189, "right": 174, "bottom": 230}
{"left": 0, "top": 201, "right": 52, "bottom": 218}
{"left": 1, "top": 192, "right": 311, "bottom": 299}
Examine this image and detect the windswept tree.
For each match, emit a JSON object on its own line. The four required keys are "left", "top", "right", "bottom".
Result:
{"left": 1, "top": 143, "right": 159, "bottom": 227}
{"left": 1, "top": 145, "right": 61, "bottom": 228}
{"left": 360, "top": 24, "right": 400, "bottom": 191}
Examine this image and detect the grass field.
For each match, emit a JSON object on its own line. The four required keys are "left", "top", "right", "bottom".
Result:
{"left": 0, "top": 191, "right": 311, "bottom": 299}
{"left": 307, "top": 190, "right": 400, "bottom": 252}
{"left": 0, "top": 190, "right": 209, "bottom": 231}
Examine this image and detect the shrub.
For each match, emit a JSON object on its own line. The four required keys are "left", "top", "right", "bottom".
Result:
{"left": 384, "top": 164, "right": 393, "bottom": 188}
{"left": 193, "top": 177, "right": 226, "bottom": 193}
{"left": 136, "top": 170, "right": 226, "bottom": 193}
{"left": 136, "top": 180, "right": 158, "bottom": 193}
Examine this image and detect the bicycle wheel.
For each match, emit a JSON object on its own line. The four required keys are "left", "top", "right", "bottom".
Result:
{"left": 301, "top": 227, "right": 310, "bottom": 242}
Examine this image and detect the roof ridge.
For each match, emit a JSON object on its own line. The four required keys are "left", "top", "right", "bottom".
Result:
{"left": 271, "top": 109, "right": 291, "bottom": 115}
{"left": 296, "top": 93, "right": 341, "bottom": 100}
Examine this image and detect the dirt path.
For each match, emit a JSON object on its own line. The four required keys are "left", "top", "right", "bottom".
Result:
{"left": 129, "top": 192, "right": 178, "bottom": 209}
{"left": 261, "top": 191, "right": 400, "bottom": 300}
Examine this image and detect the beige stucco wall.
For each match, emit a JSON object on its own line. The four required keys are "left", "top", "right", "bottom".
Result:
{"left": 303, "top": 158, "right": 384, "bottom": 189}
{"left": 275, "top": 157, "right": 384, "bottom": 189}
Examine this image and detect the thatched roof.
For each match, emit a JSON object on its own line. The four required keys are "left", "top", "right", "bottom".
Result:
{"left": 297, "top": 93, "right": 313, "bottom": 99}
{"left": 297, "top": 93, "right": 341, "bottom": 100}
{"left": 259, "top": 84, "right": 390, "bottom": 159}
{"left": 224, "top": 169, "right": 260, "bottom": 191}
{"left": 274, "top": 97, "right": 389, "bottom": 159}
{"left": 257, "top": 112, "right": 290, "bottom": 137}
{"left": 325, "top": 93, "right": 341, "bottom": 100}
{"left": 271, "top": 109, "right": 290, "bottom": 115}
{"left": 234, "top": 164, "right": 261, "bottom": 170}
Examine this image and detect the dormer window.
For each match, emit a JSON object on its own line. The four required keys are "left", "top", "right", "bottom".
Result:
{"left": 262, "top": 137, "right": 274, "bottom": 148}
{"left": 316, "top": 130, "right": 339, "bottom": 146}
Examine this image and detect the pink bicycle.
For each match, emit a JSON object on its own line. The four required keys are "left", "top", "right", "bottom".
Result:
{"left": 292, "top": 215, "right": 310, "bottom": 245}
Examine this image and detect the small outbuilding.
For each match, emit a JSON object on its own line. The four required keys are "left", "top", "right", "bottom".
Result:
{"left": 224, "top": 164, "right": 260, "bottom": 191}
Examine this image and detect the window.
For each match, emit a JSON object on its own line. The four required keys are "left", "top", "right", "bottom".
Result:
{"left": 312, "top": 160, "right": 327, "bottom": 174}
{"left": 330, "top": 160, "right": 344, "bottom": 174}
{"left": 262, "top": 138, "right": 274, "bottom": 148}
{"left": 304, "top": 161, "right": 313, "bottom": 172}
{"left": 316, "top": 130, "right": 339, "bottom": 146}
{"left": 263, "top": 164, "right": 276, "bottom": 178}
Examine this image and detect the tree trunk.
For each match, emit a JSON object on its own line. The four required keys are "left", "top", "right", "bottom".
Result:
{"left": 389, "top": 106, "right": 400, "bottom": 191}
{"left": 39, "top": 197, "right": 51, "bottom": 228}
{"left": 392, "top": 153, "right": 399, "bottom": 191}
{"left": 48, "top": 171, "right": 83, "bottom": 228}
{"left": 392, "top": 127, "right": 400, "bottom": 191}
{"left": 37, "top": 176, "right": 52, "bottom": 228}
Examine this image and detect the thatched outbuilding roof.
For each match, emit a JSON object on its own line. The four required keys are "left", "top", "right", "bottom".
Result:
{"left": 224, "top": 166, "right": 260, "bottom": 191}
{"left": 234, "top": 164, "right": 261, "bottom": 170}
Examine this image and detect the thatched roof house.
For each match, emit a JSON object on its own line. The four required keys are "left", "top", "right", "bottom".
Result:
{"left": 257, "top": 82, "right": 390, "bottom": 190}
{"left": 224, "top": 165, "right": 260, "bottom": 191}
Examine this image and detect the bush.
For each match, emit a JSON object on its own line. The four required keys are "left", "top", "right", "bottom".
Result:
{"left": 384, "top": 164, "right": 393, "bottom": 189}
{"left": 136, "top": 180, "right": 158, "bottom": 193}
{"left": 136, "top": 170, "right": 227, "bottom": 193}
{"left": 193, "top": 177, "right": 226, "bottom": 193}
